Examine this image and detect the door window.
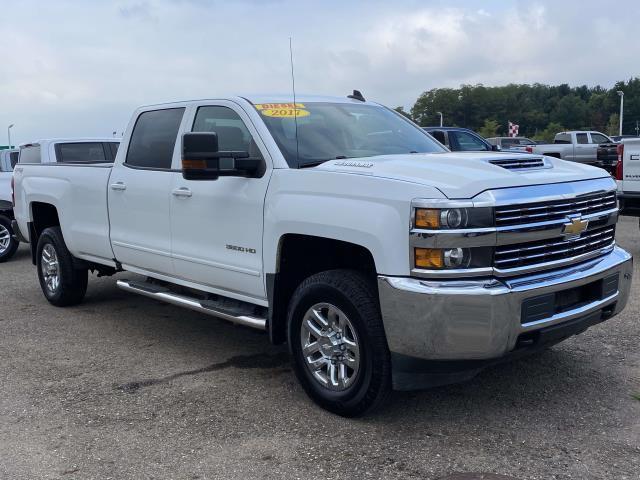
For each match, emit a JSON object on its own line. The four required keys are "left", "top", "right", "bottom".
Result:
{"left": 590, "top": 133, "right": 610, "bottom": 144}
{"left": 192, "top": 106, "right": 263, "bottom": 165}
{"left": 126, "top": 108, "right": 185, "bottom": 169}
{"left": 576, "top": 133, "right": 589, "bottom": 144}
{"left": 452, "top": 131, "right": 490, "bottom": 151}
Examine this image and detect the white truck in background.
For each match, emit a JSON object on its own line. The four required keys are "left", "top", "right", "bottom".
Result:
{"left": 0, "top": 149, "right": 20, "bottom": 261}
{"left": 615, "top": 138, "right": 640, "bottom": 217}
{"left": 531, "top": 131, "right": 615, "bottom": 167}
{"left": 12, "top": 94, "right": 633, "bottom": 416}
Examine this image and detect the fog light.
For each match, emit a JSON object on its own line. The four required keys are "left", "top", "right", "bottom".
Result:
{"left": 415, "top": 248, "right": 443, "bottom": 268}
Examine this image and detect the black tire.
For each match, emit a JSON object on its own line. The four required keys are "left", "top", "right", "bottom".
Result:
{"left": 287, "top": 269, "right": 391, "bottom": 417}
{"left": 0, "top": 215, "right": 19, "bottom": 262}
{"left": 36, "top": 226, "right": 88, "bottom": 306}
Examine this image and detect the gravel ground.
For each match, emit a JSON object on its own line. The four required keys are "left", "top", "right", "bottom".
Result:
{"left": 0, "top": 217, "right": 638, "bottom": 480}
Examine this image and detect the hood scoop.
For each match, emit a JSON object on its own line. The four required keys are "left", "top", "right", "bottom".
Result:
{"left": 488, "top": 157, "right": 550, "bottom": 171}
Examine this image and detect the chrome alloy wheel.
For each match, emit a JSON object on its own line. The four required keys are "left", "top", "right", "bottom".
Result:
{"left": 300, "top": 303, "right": 361, "bottom": 391}
{"left": 0, "top": 224, "right": 10, "bottom": 254}
{"left": 41, "top": 244, "right": 60, "bottom": 293}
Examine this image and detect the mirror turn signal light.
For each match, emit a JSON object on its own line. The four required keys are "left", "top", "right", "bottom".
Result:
{"left": 414, "top": 248, "right": 443, "bottom": 268}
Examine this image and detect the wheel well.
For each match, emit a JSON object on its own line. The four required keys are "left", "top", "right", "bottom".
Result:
{"left": 267, "top": 234, "right": 377, "bottom": 345}
{"left": 29, "top": 202, "right": 60, "bottom": 264}
{"left": 544, "top": 152, "right": 561, "bottom": 159}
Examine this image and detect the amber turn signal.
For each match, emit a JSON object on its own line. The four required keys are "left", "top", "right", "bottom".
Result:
{"left": 182, "top": 159, "right": 207, "bottom": 169}
{"left": 415, "top": 208, "right": 440, "bottom": 228}
{"left": 414, "top": 248, "right": 443, "bottom": 268}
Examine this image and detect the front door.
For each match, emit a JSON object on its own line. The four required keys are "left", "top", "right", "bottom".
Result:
{"left": 170, "top": 102, "right": 271, "bottom": 301}
{"left": 108, "top": 107, "right": 186, "bottom": 274}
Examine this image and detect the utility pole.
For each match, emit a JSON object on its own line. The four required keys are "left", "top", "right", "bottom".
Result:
{"left": 617, "top": 91, "right": 624, "bottom": 136}
{"left": 7, "top": 124, "right": 14, "bottom": 148}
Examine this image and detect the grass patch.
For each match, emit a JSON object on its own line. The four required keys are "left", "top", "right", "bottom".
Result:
{"left": 632, "top": 393, "right": 640, "bottom": 402}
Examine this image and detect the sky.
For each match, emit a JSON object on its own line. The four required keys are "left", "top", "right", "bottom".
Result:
{"left": 1, "top": 0, "right": 639, "bottom": 145}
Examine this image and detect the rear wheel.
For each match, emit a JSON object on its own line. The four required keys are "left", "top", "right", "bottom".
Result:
{"left": 36, "top": 227, "right": 88, "bottom": 306}
{"left": 0, "top": 215, "right": 19, "bottom": 263}
{"left": 287, "top": 270, "right": 391, "bottom": 417}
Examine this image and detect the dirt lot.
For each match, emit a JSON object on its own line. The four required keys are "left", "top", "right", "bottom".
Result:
{"left": 0, "top": 217, "right": 638, "bottom": 480}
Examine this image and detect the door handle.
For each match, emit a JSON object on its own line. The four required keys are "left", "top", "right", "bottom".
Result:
{"left": 110, "top": 182, "right": 126, "bottom": 191}
{"left": 172, "top": 187, "right": 192, "bottom": 198}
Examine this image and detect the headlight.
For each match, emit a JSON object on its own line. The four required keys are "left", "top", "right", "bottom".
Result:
{"left": 414, "top": 247, "right": 493, "bottom": 270}
{"left": 414, "top": 207, "right": 493, "bottom": 229}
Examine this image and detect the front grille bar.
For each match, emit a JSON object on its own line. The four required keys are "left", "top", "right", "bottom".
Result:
{"left": 495, "top": 226, "right": 615, "bottom": 268}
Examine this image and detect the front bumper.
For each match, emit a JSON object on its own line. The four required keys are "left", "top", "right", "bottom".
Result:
{"left": 378, "top": 246, "right": 633, "bottom": 389}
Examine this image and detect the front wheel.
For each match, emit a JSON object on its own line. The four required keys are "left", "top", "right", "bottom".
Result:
{"left": 0, "top": 215, "right": 19, "bottom": 262}
{"left": 36, "top": 227, "right": 88, "bottom": 306}
{"left": 287, "top": 270, "right": 391, "bottom": 417}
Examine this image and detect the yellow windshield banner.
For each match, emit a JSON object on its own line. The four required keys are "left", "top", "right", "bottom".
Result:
{"left": 255, "top": 103, "right": 310, "bottom": 118}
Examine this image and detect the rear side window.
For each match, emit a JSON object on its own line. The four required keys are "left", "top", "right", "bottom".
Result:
{"left": 107, "top": 142, "right": 119, "bottom": 159}
{"left": 56, "top": 142, "right": 108, "bottom": 163}
{"left": 126, "top": 108, "right": 185, "bottom": 169}
{"left": 10, "top": 151, "right": 19, "bottom": 169}
{"left": 19, "top": 145, "right": 42, "bottom": 164}
{"left": 576, "top": 133, "right": 589, "bottom": 144}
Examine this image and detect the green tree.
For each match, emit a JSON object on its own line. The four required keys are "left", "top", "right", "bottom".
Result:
{"left": 533, "top": 122, "right": 564, "bottom": 143}
{"left": 394, "top": 106, "right": 413, "bottom": 121}
{"left": 478, "top": 119, "right": 500, "bottom": 138}
{"left": 606, "top": 113, "right": 620, "bottom": 136}
{"left": 550, "top": 95, "right": 588, "bottom": 128}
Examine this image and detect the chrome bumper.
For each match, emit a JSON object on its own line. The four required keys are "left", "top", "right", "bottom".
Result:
{"left": 378, "top": 246, "right": 633, "bottom": 361}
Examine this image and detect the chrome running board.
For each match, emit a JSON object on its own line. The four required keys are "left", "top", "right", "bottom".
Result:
{"left": 116, "top": 279, "right": 266, "bottom": 331}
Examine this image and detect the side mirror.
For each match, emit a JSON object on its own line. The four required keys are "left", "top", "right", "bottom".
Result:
{"left": 491, "top": 144, "right": 501, "bottom": 151}
{"left": 182, "top": 132, "right": 221, "bottom": 180}
{"left": 181, "top": 132, "right": 265, "bottom": 181}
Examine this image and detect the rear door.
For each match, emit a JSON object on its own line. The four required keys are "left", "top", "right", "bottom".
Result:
{"left": 574, "top": 132, "right": 592, "bottom": 163}
{"left": 108, "top": 107, "right": 187, "bottom": 274}
{"left": 169, "top": 101, "right": 271, "bottom": 301}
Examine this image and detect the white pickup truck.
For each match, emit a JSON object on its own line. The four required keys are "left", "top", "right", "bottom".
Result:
{"left": 615, "top": 139, "right": 640, "bottom": 217}
{"left": 0, "top": 149, "right": 20, "bottom": 261}
{"left": 13, "top": 95, "right": 633, "bottom": 416}
{"left": 531, "top": 131, "right": 615, "bottom": 167}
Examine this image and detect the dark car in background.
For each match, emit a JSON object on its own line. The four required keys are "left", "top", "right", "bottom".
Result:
{"left": 423, "top": 127, "right": 499, "bottom": 152}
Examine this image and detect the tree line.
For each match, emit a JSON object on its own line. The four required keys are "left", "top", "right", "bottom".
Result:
{"left": 396, "top": 78, "right": 640, "bottom": 142}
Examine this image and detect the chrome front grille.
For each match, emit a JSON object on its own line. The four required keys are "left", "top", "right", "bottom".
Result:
{"left": 495, "top": 225, "right": 615, "bottom": 270}
{"left": 495, "top": 191, "right": 617, "bottom": 227}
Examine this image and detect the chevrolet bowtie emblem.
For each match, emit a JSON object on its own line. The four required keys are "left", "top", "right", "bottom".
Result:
{"left": 562, "top": 216, "right": 589, "bottom": 237}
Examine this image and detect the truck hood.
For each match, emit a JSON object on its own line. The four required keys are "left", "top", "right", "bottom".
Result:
{"left": 313, "top": 152, "right": 610, "bottom": 199}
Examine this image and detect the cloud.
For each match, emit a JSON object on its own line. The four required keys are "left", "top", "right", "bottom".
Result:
{"left": 0, "top": 0, "right": 638, "bottom": 144}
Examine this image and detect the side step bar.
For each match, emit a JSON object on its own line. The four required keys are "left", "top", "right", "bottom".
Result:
{"left": 116, "top": 279, "right": 267, "bottom": 331}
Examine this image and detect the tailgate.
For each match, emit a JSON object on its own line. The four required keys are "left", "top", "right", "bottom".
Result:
{"left": 622, "top": 139, "right": 640, "bottom": 193}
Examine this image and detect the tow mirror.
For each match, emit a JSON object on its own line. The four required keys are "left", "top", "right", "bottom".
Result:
{"left": 182, "top": 132, "right": 264, "bottom": 181}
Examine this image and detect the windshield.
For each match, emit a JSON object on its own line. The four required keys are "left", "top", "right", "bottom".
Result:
{"left": 253, "top": 102, "right": 446, "bottom": 167}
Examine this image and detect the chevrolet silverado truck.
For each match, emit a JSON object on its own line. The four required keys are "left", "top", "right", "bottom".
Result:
{"left": 12, "top": 95, "right": 633, "bottom": 416}
{"left": 0, "top": 148, "right": 20, "bottom": 261}
{"left": 615, "top": 139, "right": 640, "bottom": 216}
{"left": 531, "top": 130, "right": 615, "bottom": 166}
